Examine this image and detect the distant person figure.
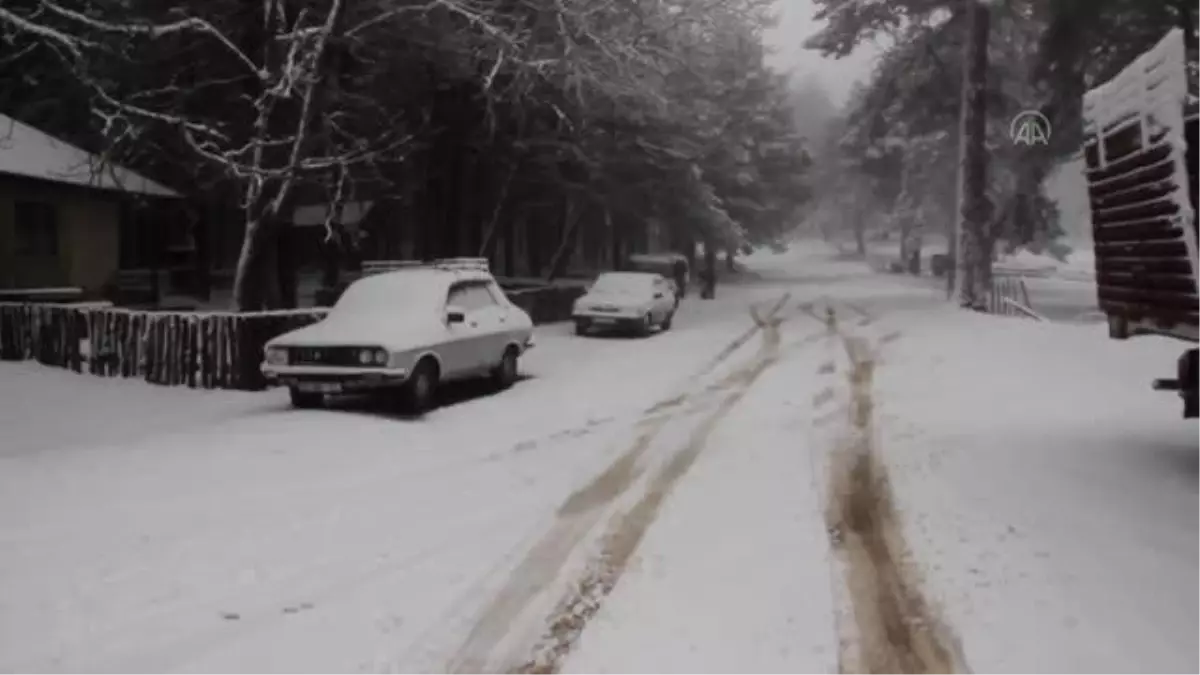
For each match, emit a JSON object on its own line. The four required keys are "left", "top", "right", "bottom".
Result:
{"left": 700, "top": 247, "right": 717, "bottom": 299}
{"left": 672, "top": 257, "right": 688, "bottom": 303}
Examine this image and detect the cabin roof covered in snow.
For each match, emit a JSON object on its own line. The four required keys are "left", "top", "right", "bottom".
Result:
{"left": 0, "top": 113, "right": 179, "bottom": 197}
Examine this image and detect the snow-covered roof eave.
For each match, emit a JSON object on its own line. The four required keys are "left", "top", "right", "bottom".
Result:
{"left": 0, "top": 113, "right": 180, "bottom": 198}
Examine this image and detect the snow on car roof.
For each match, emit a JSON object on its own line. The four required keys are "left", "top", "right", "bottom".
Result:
{"left": 628, "top": 252, "right": 687, "bottom": 266}
{"left": 629, "top": 252, "right": 685, "bottom": 261}
{"left": 333, "top": 267, "right": 490, "bottom": 313}
{"left": 592, "top": 271, "right": 661, "bottom": 290}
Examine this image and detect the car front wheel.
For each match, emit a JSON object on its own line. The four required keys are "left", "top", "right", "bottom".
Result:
{"left": 289, "top": 387, "right": 323, "bottom": 409}
{"left": 492, "top": 347, "right": 519, "bottom": 389}
{"left": 574, "top": 319, "right": 590, "bottom": 336}
{"left": 400, "top": 359, "right": 438, "bottom": 414}
{"left": 638, "top": 313, "right": 654, "bottom": 336}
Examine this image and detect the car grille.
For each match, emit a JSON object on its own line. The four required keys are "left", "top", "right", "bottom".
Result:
{"left": 591, "top": 304, "right": 620, "bottom": 312}
{"left": 289, "top": 346, "right": 364, "bottom": 367}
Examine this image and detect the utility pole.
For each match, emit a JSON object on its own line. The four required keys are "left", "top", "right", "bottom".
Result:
{"left": 951, "top": 0, "right": 992, "bottom": 305}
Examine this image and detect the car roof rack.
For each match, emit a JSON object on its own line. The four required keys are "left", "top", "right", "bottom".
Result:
{"left": 361, "top": 258, "right": 490, "bottom": 276}
{"left": 429, "top": 257, "right": 490, "bottom": 272}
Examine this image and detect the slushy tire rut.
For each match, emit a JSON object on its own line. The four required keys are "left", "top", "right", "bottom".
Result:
{"left": 820, "top": 306, "right": 968, "bottom": 674}
{"left": 512, "top": 303, "right": 788, "bottom": 673}
{"left": 447, "top": 296, "right": 791, "bottom": 673}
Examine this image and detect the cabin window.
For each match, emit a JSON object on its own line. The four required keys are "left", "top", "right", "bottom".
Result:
{"left": 14, "top": 201, "right": 58, "bottom": 256}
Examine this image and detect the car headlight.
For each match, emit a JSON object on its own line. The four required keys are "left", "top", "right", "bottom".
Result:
{"left": 357, "top": 348, "right": 389, "bottom": 365}
{"left": 265, "top": 346, "right": 288, "bottom": 365}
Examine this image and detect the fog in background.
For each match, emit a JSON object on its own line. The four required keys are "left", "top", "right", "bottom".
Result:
{"left": 766, "top": 1, "right": 1092, "bottom": 251}
{"left": 1045, "top": 160, "right": 1093, "bottom": 246}
{"left": 765, "top": 0, "right": 878, "bottom": 107}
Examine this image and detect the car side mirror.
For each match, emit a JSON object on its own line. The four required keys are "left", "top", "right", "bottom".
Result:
{"left": 446, "top": 306, "right": 466, "bottom": 324}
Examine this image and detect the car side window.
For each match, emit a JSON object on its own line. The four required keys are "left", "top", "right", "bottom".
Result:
{"left": 447, "top": 284, "right": 469, "bottom": 308}
{"left": 485, "top": 282, "right": 508, "bottom": 305}
{"left": 458, "top": 283, "right": 499, "bottom": 312}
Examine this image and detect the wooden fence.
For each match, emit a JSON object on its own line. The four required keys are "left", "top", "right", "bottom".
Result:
{"left": 0, "top": 304, "right": 326, "bottom": 390}
{"left": 988, "top": 274, "right": 1042, "bottom": 320}
{"left": 0, "top": 284, "right": 586, "bottom": 391}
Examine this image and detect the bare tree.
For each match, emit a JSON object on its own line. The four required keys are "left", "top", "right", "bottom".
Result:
{"left": 3, "top": 0, "right": 815, "bottom": 308}
{"left": 951, "top": 0, "right": 992, "bottom": 306}
{"left": 1, "top": 0, "right": 430, "bottom": 308}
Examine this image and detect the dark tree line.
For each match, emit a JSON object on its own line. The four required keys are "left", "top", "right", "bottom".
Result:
{"left": 1, "top": 0, "right": 812, "bottom": 309}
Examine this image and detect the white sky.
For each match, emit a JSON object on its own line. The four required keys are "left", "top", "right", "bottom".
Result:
{"left": 764, "top": 0, "right": 880, "bottom": 106}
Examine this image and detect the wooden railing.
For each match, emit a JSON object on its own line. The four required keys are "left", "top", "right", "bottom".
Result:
{"left": 0, "top": 304, "right": 325, "bottom": 390}
{"left": 0, "top": 282, "right": 586, "bottom": 390}
{"left": 988, "top": 274, "right": 1043, "bottom": 320}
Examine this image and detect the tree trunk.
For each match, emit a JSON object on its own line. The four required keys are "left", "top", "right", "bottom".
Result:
{"left": 232, "top": 214, "right": 267, "bottom": 310}
{"left": 609, "top": 211, "right": 623, "bottom": 270}
{"left": 701, "top": 240, "right": 717, "bottom": 299}
{"left": 1010, "top": 171, "right": 1038, "bottom": 249}
{"left": 526, "top": 210, "right": 542, "bottom": 276}
{"left": 276, "top": 224, "right": 297, "bottom": 308}
{"left": 503, "top": 207, "right": 517, "bottom": 277}
{"left": 478, "top": 162, "right": 515, "bottom": 259}
{"left": 321, "top": 229, "right": 342, "bottom": 288}
{"left": 896, "top": 161, "right": 913, "bottom": 263}
{"left": 952, "top": 0, "right": 992, "bottom": 308}
{"left": 546, "top": 199, "right": 581, "bottom": 282}
{"left": 229, "top": 1, "right": 271, "bottom": 312}
{"left": 683, "top": 232, "right": 696, "bottom": 272}
{"left": 853, "top": 215, "right": 867, "bottom": 256}
{"left": 229, "top": 0, "right": 347, "bottom": 310}
{"left": 260, "top": 224, "right": 283, "bottom": 308}
{"left": 1177, "top": 0, "right": 1198, "bottom": 54}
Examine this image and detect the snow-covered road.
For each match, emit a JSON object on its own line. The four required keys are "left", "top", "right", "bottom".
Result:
{"left": 875, "top": 311, "right": 1198, "bottom": 673}
{"left": 0, "top": 268, "right": 815, "bottom": 673}
{"left": 1, "top": 243, "right": 1195, "bottom": 673}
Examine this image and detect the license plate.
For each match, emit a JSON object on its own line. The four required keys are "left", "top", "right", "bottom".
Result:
{"left": 593, "top": 318, "right": 616, "bottom": 325}
{"left": 298, "top": 382, "right": 342, "bottom": 394}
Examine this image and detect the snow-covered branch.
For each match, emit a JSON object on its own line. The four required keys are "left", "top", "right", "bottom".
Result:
{"left": 37, "top": 0, "right": 266, "bottom": 77}
{"left": 0, "top": 4, "right": 87, "bottom": 59}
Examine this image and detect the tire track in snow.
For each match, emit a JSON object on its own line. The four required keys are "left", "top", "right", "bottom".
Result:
{"left": 815, "top": 304, "right": 968, "bottom": 674}
{"left": 445, "top": 294, "right": 799, "bottom": 673}
{"left": 504, "top": 299, "right": 829, "bottom": 674}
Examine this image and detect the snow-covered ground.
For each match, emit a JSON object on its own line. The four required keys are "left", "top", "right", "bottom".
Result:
{"left": 993, "top": 246, "right": 1104, "bottom": 323}
{"left": 878, "top": 311, "right": 1197, "bottom": 673}
{"left": 1, "top": 242, "right": 1195, "bottom": 673}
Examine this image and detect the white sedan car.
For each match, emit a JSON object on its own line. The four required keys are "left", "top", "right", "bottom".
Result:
{"left": 571, "top": 271, "right": 677, "bottom": 336}
{"left": 261, "top": 260, "right": 534, "bottom": 412}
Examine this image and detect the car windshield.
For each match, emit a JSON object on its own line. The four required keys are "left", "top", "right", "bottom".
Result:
{"left": 331, "top": 273, "right": 442, "bottom": 314}
{"left": 590, "top": 273, "right": 655, "bottom": 295}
